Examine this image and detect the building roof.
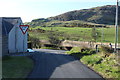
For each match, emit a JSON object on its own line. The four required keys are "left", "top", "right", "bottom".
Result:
{"left": 0, "top": 17, "right": 21, "bottom": 36}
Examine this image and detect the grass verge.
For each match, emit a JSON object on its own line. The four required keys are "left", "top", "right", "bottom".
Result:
{"left": 40, "top": 47, "right": 58, "bottom": 50}
{"left": 81, "top": 53, "right": 120, "bottom": 79}
{"left": 67, "top": 47, "right": 120, "bottom": 79}
{"left": 2, "top": 56, "right": 33, "bottom": 78}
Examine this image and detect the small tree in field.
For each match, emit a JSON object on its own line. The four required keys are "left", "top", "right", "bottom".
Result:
{"left": 28, "top": 35, "right": 41, "bottom": 48}
{"left": 48, "top": 31, "right": 64, "bottom": 47}
{"left": 91, "top": 27, "right": 101, "bottom": 42}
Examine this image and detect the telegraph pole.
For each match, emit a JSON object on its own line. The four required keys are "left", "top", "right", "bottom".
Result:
{"left": 101, "top": 26, "right": 104, "bottom": 45}
{"left": 114, "top": 0, "right": 119, "bottom": 53}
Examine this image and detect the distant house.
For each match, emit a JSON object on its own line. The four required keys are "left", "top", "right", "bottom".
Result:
{"left": 0, "top": 17, "right": 28, "bottom": 56}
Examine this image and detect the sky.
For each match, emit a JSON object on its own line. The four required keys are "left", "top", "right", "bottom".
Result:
{"left": 0, "top": 0, "right": 116, "bottom": 22}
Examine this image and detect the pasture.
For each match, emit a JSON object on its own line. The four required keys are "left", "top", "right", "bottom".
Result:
{"left": 29, "top": 26, "right": 119, "bottom": 43}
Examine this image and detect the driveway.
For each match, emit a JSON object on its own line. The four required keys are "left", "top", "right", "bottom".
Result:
{"left": 28, "top": 49, "right": 104, "bottom": 79}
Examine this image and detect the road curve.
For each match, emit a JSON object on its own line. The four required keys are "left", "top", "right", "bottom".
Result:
{"left": 28, "top": 49, "right": 104, "bottom": 79}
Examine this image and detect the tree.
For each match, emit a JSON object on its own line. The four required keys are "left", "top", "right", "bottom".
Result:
{"left": 28, "top": 35, "right": 41, "bottom": 48}
{"left": 91, "top": 27, "right": 101, "bottom": 42}
{"left": 48, "top": 31, "right": 64, "bottom": 47}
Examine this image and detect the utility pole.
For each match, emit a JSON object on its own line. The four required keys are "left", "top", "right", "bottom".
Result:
{"left": 114, "top": 0, "right": 119, "bottom": 53}
{"left": 101, "top": 26, "right": 104, "bottom": 45}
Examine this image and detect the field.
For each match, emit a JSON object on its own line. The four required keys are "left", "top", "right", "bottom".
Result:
{"left": 2, "top": 56, "right": 33, "bottom": 78}
{"left": 29, "top": 26, "right": 120, "bottom": 43}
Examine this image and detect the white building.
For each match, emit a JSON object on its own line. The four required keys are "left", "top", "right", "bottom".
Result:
{"left": 0, "top": 17, "right": 28, "bottom": 56}
{"left": 0, "top": 18, "right": 2, "bottom": 57}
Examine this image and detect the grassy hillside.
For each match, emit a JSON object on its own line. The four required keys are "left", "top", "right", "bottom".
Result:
{"left": 48, "top": 5, "right": 120, "bottom": 25}
{"left": 25, "top": 20, "right": 107, "bottom": 28}
{"left": 25, "top": 5, "right": 120, "bottom": 27}
{"left": 29, "top": 27, "right": 119, "bottom": 43}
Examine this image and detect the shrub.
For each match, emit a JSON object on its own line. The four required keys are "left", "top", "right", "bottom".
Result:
{"left": 99, "top": 45, "right": 114, "bottom": 57}
{"left": 40, "top": 47, "right": 58, "bottom": 50}
{"left": 70, "top": 47, "right": 81, "bottom": 52}
{"left": 48, "top": 31, "right": 63, "bottom": 46}
{"left": 66, "top": 47, "right": 96, "bottom": 55}
{"left": 100, "top": 45, "right": 113, "bottom": 53}
{"left": 66, "top": 47, "right": 81, "bottom": 54}
{"left": 81, "top": 47, "right": 96, "bottom": 55}
{"left": 28, "top": 36, "right": 41, "bottom": 48}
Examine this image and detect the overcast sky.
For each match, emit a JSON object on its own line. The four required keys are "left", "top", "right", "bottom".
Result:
{"left": 0, "top": 0, "right": 116, "bottom": 22}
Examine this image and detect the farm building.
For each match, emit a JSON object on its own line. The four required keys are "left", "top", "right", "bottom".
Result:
{"left": 0, "top": 18, "right": 2, "bottom": 57}
{"left": 0, "top": 17, "right": 28, "bottom": 56}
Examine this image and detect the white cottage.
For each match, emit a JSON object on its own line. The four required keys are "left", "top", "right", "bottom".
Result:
{"left": 0, "top": 18, "right": 2, "bottom": 57}
{"left": 0, "top": 17, "right": 28, "bottom": 56}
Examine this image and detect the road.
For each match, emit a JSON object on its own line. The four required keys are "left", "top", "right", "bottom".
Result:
{"left": 28, "top": 49, "right": 104, "bottom": 79}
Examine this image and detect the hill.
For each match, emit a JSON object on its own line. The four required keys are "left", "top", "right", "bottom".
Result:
{"left": 25, "top": 5, "right": 120, "bottom": 27}
{"left": 48, "top": 5, "right": 120, "bottom": 25}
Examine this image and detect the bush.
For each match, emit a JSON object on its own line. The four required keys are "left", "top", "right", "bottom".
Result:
{"left": 81, "top": 47, "right": 96, "bottom": 55}
{"left": 66, "top": 47, "right": 81, "bottom": 54}
{"left": 100, "top": 46, "right": 113, "bottom": 53}
{"left": 40, "top": 47, "right": 58, "bottom": 50}
{"left": 28, "top": 36, "right": 41, "bottom": 48}
{"left": 99, "top": 46, "right": 114, "bottom": 57}
{"left": 81, "top": 50, "right": 96, "bottom": 55}
{"left": 70, "top": 47, "right": 81, "bottom": 52}
{"left": 66, "top": 47, "right": 96, "bottom": 55}
{"left": 48, "top": 31, "right": 63, "bottom": 46}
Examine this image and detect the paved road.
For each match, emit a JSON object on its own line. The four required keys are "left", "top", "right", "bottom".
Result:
{"left": 28, "top": 49, "right": 104, "bottom": 79}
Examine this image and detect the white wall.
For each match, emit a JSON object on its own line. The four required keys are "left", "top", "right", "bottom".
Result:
{"left": 0, "top": 18, "right": 2, "bottom": 80}
{"left": 0, "top": 35, "right": 2, "bottom": 57}
{"left": 0, "top": 18, "right": 2, "bottom": 57}
{"left": 8, "top": 26, "right": 16, "bottom": 53}
{"left": 16, "top": 19, "right": 27, "bottom": 52}
{"left": 8, "top": 19, "right": 28, "bottom": 53}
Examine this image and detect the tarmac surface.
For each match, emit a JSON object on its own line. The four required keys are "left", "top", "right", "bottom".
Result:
{"left": 27, "top": 49, "right": 104, "bottom": 79}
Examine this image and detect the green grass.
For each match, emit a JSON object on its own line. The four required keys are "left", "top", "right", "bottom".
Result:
{"left": 2, "top": 56, "right": 33, "bottom": 78}
{"left": 81, "top": 53, "right": 120, "bottom": 79}
{"left": 40, "top": 47, "right": 58, "bottom": 50}
{"left": 66, "top": 47, "right": 81, "bottom": 54}
{"left": 29, "top": 26, "right": 119, "bottom": 43}
{"left": 0, "top": 58, "right": 2, "bottom": 79}
{"left": 67, "top": 46, "right": 120, "bottom": 79}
